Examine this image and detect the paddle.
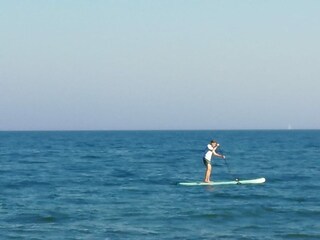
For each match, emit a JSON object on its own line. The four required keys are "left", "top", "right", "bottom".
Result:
{"left": 219, "top": 148, "right": 241, "bottom": 184}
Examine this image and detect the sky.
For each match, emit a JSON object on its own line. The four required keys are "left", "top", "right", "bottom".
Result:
{"left": 1, "top": 0, "right": 319, "bottom": 130}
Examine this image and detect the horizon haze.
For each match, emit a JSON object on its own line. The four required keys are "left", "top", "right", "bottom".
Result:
{"left": 1, "top": 1, "right": 320, "bottom": 130}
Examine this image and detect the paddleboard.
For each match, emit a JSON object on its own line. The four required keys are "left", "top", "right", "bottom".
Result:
{"left": 178, "top": 177, "right": 266, "bottom": 186}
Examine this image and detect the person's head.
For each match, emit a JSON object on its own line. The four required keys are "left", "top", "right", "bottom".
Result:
{"left": 210, "top": 140, "right": 219, "bottom": 148}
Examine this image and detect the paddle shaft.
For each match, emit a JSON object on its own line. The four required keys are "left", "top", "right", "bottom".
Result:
{"left": 219, "top": 148, "right": 240, "bottom": 182}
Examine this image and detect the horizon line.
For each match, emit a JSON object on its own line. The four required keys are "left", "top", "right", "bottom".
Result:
{"left": 0, "top": 128, "right": 319, "bottom": 132}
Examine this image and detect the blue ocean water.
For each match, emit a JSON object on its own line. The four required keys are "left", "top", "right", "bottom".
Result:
{"left": 0, "top": 130, "right": 319, "bottom": 239}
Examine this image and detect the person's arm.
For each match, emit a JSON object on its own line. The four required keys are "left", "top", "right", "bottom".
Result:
{"left": 212, "top": 149, "right": 226, "bottom": 159}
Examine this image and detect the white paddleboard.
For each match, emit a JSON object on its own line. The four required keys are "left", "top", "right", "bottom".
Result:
{"left": 178, "top": 177, "right": 266, "bottom": 186}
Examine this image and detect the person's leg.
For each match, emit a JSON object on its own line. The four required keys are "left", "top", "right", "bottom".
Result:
{"left": 203, "top": 158, "right": 208, "bottom": 182}
{"left": 204, "top": 163, "right": 212, "bottom": 182}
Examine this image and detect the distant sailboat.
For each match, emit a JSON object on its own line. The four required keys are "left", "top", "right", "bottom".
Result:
{"left": 288, "top": 124, "right": 292, "bottom": 130}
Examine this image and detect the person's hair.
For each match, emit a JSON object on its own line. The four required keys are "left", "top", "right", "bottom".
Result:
{"left": 210, "top": 140, "right": 217, "bottom": 144}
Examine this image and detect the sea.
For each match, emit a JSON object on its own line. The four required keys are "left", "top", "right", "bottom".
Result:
{"left": 0, "top": 130, "right": 319, "bottom": 240}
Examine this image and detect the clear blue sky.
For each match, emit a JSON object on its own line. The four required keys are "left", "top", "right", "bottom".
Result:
{"left": 1, "top": 0, "right": 319, "bottom": 130}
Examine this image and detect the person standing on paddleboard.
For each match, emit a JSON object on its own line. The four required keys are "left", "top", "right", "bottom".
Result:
{"left": 203, "top": 140, "right": 225, "bottom": 182}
